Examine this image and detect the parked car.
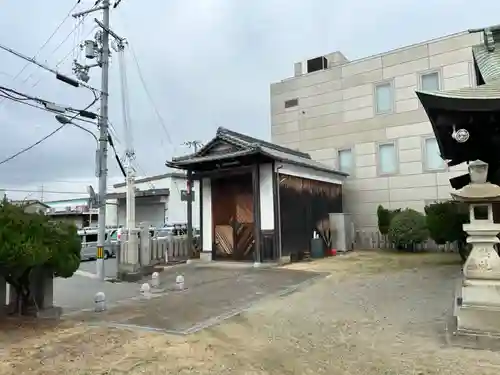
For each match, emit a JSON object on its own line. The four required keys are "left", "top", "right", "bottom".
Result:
{"left": 77, "top": 227, "right": 118, "bottom": 261}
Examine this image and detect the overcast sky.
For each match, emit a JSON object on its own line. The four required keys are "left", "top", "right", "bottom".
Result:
{"left": 1, "top": 0, "right": 500, "bottom": 201}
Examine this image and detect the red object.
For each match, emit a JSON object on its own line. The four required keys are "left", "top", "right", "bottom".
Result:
{"left": 330, "top": 249, "right": 337, "bottom": 256}
{"left": 186, "top": 180, "right": 191, "bottom": 194}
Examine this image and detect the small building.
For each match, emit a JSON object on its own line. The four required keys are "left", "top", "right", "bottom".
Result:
{"left": 106, "top": 173, "right": 200, "bottom": 228}
{"left": 10, "top": 199, "right": 50, "bottom": 214}
{"left": 44, "top": 197, "right": 97, "bottom": 229}
{"left": 167, "top": 127, "right": 347, "bottom": 263}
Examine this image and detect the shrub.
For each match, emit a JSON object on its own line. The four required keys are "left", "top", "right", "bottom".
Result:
{"left": 424, "top": 201, "right": 468, "bottom": 244}
{"left": 424, "top": 201, "right": 469, "bottom": 261}
{"left": 0, "top": 201, "right": 81, "bottom": 314}
{"left": 388, "top": 209, "right": 429, "bottom": 249}
{"left": 377, "top": 205, "right": 401, "bottom": 235}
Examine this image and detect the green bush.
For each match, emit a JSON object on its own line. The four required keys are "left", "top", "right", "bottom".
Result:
{"left": 377, "top": 205, "right": 401, "bottom": 235}
{"left": 424, "top": 201, "right": 468, "bottom": 244}
{"left": 0, "top": 200, "right": 81, "bottom": 314}
{"left": 424, "top": 201, "right": 469, "bottom": 261}
{"left": 388, "top": 209, "right": 429, "bottom": 249}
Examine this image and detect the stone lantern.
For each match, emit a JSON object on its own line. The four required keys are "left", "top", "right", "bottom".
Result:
{"left": 452, "top": 160, "right": 500, "bottom": 333}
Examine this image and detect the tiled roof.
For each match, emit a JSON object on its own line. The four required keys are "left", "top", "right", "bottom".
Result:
{"left": 472, "top": 44, "right": 500, "bottom": 84}
{"left": 471, "top": 27, "right": 500, "bottom": 84}
{"left": 167, "top": 127, "right": 347, "bottom": 177}
{"left": 416, "top": 28, "right": 500, "bottom": 103}
{"left": 417, "top": 78, "right": 500, "bottom": 100}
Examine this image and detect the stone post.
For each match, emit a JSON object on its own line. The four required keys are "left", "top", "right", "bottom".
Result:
{"left": 139, "top": 222, "right": 151, "bottom": 267}
{"left": 117, "top": 229, "right": 141, "bottom": 281}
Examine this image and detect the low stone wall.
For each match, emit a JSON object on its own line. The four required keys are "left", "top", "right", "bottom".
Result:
{"left": 150, "top": 235, "right": 192, "bottom": 264}
{"left": 117, "top": 234, "right": 194, "bottom": 281}
{"left": 354, "top": 230, "right": 459, "bottom": 252}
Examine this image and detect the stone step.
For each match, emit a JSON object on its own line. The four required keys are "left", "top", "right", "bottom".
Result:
{"left": 445, "top": 316, "right": 500, "bottom": 351}
{"left": 456, "top": 304, "right": 500, "bottom": 334}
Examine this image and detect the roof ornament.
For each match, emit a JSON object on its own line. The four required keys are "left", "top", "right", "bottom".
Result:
{"left": 451, "top": 125, "right": 470, "bottom": 143}
{"left": 469, "top": 25, "right": 498, "bottom": 52}
{"left": 485, "top": 28, "right": 496, "bottom": 52}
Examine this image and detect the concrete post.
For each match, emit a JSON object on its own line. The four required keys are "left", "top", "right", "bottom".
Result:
{"left": 139, "top": 222, "right": 151, "bottom": 266}
{"left": 117, "top": 230, "right": 141, "bottom": 280}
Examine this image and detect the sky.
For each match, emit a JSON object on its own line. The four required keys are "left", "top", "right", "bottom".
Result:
{"left": 1, "top": 0, "right": 500, "bottom": 201}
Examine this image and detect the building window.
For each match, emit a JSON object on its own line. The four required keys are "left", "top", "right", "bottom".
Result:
{"left": 420, "top": 71, "right": 440, "bottom": 91}
{"left": 424, "top": 137, "right": 446, "bottom": 170}
{"left": 338, "top": 148, "right": 353, "bottom": 174}
{"left": 375, "top": 82, "right": 393, "bottom": 114}
{"left": 378, "top": 143, "right": 397, "bottom": 175}
{"left": 284, "top": 98, "right": 299, "bottom": 108}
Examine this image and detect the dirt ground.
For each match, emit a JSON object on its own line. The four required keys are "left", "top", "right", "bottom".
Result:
{"left": 1, "top": 250, "right": 500, "bottom": 375}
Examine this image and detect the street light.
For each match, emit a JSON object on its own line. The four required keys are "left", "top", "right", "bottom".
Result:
{"left": 55, "top": 114, "right": 98, "bottom": 144}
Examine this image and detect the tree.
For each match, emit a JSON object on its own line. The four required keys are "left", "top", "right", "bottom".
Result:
{"left": 388, "top": 209, "right": 429, "bottom": 250}
{"left": 0, "top": 201, "right": 80, "bottom": 314}
{"left": 424, "top": 201, "right": 469, "bottom": 261}
{"left": 377, "top": 205, "right": 401, "bottom": 235}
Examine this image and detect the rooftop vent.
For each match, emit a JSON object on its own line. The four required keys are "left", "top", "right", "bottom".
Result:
{"left": 307, "top": 56, "right": 328, "bottom": 73}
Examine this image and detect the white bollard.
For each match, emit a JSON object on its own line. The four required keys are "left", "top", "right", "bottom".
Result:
{"left": 140, "top": 282, "right": 151, "bottom": 298}
{"left": 151, "top": 272, "right": 160, "bottom": 288}
{"left": 175, "top": 275, "right": 185, "bottom": 291}
{"left": 94, "top": 292, "right": 106, "bottom": 312}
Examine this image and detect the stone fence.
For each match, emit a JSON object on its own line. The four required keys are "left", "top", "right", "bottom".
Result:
{"left": 149, "top": 235, "right": 193, "bottom": 264}
{"left": 118, "top": 232, "right": 200, "bottom": 269}
{"left": 354, "top": 230, "right": 459, "bottom": 252}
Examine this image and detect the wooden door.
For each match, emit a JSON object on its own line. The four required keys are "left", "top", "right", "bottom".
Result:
{"left": 211, "top": 173, "right": 255, "bottom": 260}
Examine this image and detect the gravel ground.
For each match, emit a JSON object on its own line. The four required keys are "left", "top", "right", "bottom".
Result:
{"left": 2, "top": 251, "right": 500, "bottom": 374}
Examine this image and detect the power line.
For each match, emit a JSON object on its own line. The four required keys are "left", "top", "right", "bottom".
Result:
{"left": 19, "top": 2, "right": 101, "bottom": 91}
{"left": 1, "top": 84, "right": 81, "bottom": 109}
{"left": 0, "top": 125, "right": 66, "bottom": 166}
{"left": 0, "top": 93, "right": 98, "bottom": 126}
{"left": 0, "top": 98, "right": 99, "bottom": 166}
{"left": 3, "top": 1, "right": 81, "bottom": 88}
{"left": 1, "top": 188, "right": 87, "bottom": 195}
{"left": 30, "top": 26, "right": 98, "bottom": 91}
{"left": 127, "top": 43, "right": 173, "bottom": 145}
{"left": 0, "top": 41, "right": 100, "bottom": 93}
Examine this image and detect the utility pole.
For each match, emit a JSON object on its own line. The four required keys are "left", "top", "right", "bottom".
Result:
{"left": 73, "top": 0, "right": 119, "bottom": 280}
{"left": 96, "top": 0, "right": 111, "bottom": 281}
{"left": 114, "top": 38, "right": 139, "bottom": 271}
{"left": 183, "top": 140, "right": 202, "bottom": 153}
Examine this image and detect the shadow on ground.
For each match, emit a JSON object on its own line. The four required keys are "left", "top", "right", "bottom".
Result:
{"left": 69, "top": 265, "right": 325, "bottom": 334}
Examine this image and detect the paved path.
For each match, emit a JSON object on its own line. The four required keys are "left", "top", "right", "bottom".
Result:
{"left": 54, "top": 275, "right": 139, "bottom": 312}
{"left": 71, "top": 264, "right": 323, "bottom": 333}
{"left": 54, "top": 257, "right": 133, "bottom": 313}
{"left": 78, "top": 258, "right": 117, "bottom": 278}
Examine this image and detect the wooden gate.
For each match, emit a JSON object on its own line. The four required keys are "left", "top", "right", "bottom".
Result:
{"left": 212, "top": 173, "right": 255, "bottom": 261}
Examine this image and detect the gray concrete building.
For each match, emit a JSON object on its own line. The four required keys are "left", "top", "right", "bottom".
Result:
{"left": 270, "top": 30, "right": 482, "bottom": 234}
